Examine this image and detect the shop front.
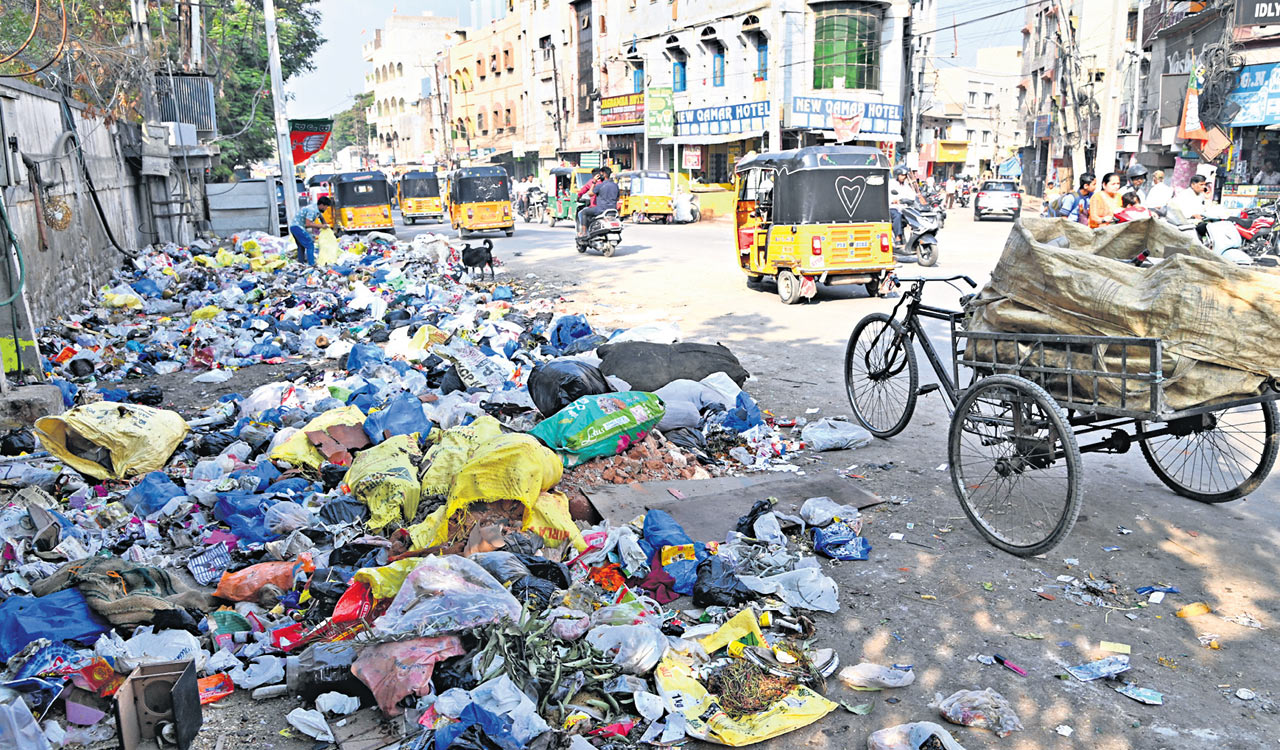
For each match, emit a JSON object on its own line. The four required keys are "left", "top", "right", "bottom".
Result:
{"left": 784, "top": 96, "right": 903, "bottom": 156}
{"left": 919, "top": 140, "right": 968, "bottom": 179}
{"left": 1223, "top": 61, "right": 1280, "bottom": 208}
{"left": 599, "top": 93, "right": 646, "bottom": 172}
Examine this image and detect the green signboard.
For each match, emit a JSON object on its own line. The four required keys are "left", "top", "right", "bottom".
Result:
{"left": 646, "top": 87, "right": 674, "bottom": 138}
{"left": 580, "top": 152, "right": 602, "bottom": 168}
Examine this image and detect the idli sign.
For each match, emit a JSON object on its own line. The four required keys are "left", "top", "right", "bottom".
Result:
{"left": 674, "top": 101, "right": 770, "bottom": 137}
{"left": 788, "top": 97, "right": 903, "bottom": 140}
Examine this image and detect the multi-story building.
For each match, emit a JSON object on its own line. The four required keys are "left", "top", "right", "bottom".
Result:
{"left": 362, "top": 13, "right": 458, "bottom": 166}
{"left": 447, "top": 13, "right": 538, "bottom": 177}
{"left": 519, "top": 0, "right": 598, "bottom": 172}
{"left": 923, "top": 47, "right": 1024, "bottom": 178}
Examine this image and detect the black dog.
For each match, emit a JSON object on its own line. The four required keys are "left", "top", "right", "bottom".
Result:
{"left": 461, "top": 239, "right": 495, "bottom": 280}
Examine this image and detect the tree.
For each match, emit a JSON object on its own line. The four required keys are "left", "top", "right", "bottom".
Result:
{"left": 311, "top": 92, "right": 370, "bottom": 164}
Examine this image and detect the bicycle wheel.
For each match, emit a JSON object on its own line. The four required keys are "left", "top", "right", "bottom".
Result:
{"left": 1136, "top": 400, "right": 1279, "bottom": 503}
{"left": 949, "top": 374, "right": 1082, "bottom": 556}
{"left": 844, "top": 313, "right": 918, "bottom": 438}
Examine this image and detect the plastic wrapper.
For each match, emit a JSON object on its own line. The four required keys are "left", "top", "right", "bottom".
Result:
{"left": 528, "top": 359, "right": 613, "bottom": 416}
{"left": 343, "top": 434, "right": 423, "bottom": 531}
{"left": 934, "top": 688, "right": 1023, "bottom": 737}
{"left": 264, "top": 501, "right": 312, "bottom": 535}
{"left": 813, "top": 519, "right": 871, "bottom": 561}
{"left": 837, "top": 663, "right": 915, "bottom": 689}
{"left": 585, "top": 624, "right": 669, "bottom": 675}
{"left": 373, "top": 555, "right": 521, "bottom": 637}
{"left": 351, "top": 636, "right": 464, "bottom": 715}
{"left": 34, "top": 402, "right": 189, "bottom": 481}
{"left": 800, "top": 418, "right": 872, "bottom": 451}
{"left": 799, "top": 496, "right": 862, "bottom": 529}
{"left": 214, "top": 554, "right": 314, "bottom": 602}
{"left": 867, "top": 722, "right": 968, "bottom": 750}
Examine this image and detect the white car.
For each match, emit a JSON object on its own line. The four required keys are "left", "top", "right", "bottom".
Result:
{"left": 974, "top": 180, "right": 1022, "bottom": 221}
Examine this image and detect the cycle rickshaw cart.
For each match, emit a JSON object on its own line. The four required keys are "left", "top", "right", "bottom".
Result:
{"left": 844, "top": 274, "right": 1280, "bottom": 556}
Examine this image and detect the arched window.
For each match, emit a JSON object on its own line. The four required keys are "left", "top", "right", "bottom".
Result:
{"left": 376, "top": 101, "right": 384, "bottom": 117}
{"left": 397, "top": 62, "right": 404, "bottom": 77}
{"left": 477, "top": 112, "right": 486, "bottom": 133}
{"left": 399, "top": 98, "right": 406, "bottom": 114}
{"left": 492, "top": 108, "right": 501, "bottom": 133}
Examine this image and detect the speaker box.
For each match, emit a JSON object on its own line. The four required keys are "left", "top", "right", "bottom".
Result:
{"left": 113, "top": 659, "right": 202, "bottom": 750}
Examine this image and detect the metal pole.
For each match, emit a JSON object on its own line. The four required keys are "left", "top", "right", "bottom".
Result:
{"left": 264, "top": 0, "right": 299, "bottom": 226}
{"left": 1129, "top": 4, "right": 1144, "bottom": 144}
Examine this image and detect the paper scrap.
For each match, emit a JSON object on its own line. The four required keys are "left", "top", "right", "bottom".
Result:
{"left": 888, "top": 533, "right": 904, "bottom": 541}
{"left": 1101, "top": 641, "right": 1131, "bottom": 654}
{"left": 1056, "top": 725, "right": 1074, "bottom": 737}
{"left": 1066, "top": 655, "right": 1131, "bottom": 682}
{"left": 1149, "top": 591, "right": 1165, "bottom": 604}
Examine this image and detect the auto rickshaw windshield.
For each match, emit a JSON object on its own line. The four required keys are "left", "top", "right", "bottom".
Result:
{"left": 401, "top": 177, "right": 440, "bottom": 198}
{"left": 630, "top": 175, "right": 672, "bottom": 195}
{"left": 457, "top": 175, "right": 511, "bottom": 202}
{"left": 769, "top": 168, "right": 890, "bottom": 225}
{"left": 336, "top": 180, "right": 390, "bottom": 207}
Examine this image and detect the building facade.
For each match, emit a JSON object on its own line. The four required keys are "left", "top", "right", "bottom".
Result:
{"left": 447, "top": 13, "right": 538, "bottom": 177}
{"left": 362, "top": 13, "right": 458, "bottom": 166}
{"left": 922, "top": 47, "right": 1024, "bottom": 178}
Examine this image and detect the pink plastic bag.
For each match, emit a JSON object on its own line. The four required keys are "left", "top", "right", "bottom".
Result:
{"left": 351, "top": 636, "right": 465, "bottom": 715}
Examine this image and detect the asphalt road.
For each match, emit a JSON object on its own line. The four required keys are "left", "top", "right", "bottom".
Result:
{"left": 394, "top": 208, "right": 1280, "bottom": 748}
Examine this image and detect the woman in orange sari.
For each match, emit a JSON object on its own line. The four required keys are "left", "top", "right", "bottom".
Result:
{"left": 1088, "top": 172, "right": 1124, "bottom": 228}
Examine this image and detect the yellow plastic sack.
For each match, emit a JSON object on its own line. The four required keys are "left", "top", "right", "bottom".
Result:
{"left": 653, "top": 656, "right": 836, "bottom": 746}
{"left": 215, "top": 247, "right": 246, "bottom": 267}
{"left": 522, "top": 492, "right": 586, "bottom": 551}
{"left": 315, "top": 228, "right": 340, "bottom": 266}
{"left": 448, "top": 434, "right": 562, "bottom": 508}
{"left": 250, "top": 254, "right": 288, "bottom": 273}
{"left": 35, "top": 403, "right": 189, "bottom": 480}
{"left": 699, "top": 609, "right": 766, "bottom": 655}
{"left": 353, "top": 558, "right": 428, "bottom": 600}
{"left": 269, "top": 406, "right": 367, "bottom": 470}
{"left": 419, "top": 416, "right": 503, "bottom": 496}
{"left": 405, "top": 506, "right": 449, "bottom": 549}
{"left": 343, "top": 434, "right": 423, "bottom": 530}
{"left": 191, "top": 305, "right": 222, "bottom": 321}
{"left": 101, "top": 291, "right": 142, "bottom": 309}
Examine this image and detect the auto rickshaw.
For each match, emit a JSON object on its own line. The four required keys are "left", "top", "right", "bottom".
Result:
{"left": 448, "top": 166, "right": 514, "bottom": 237}
{"left": 330, "top": 171, "right": 395, "bottom": 234}
{"left": 397, "top": 171, "right": 444, "bottom": 225}
{"left": 733, "top": 146, "right": 896, "bottom": 304}
{"left": 546, "top": 166, "right": 596, "bottom": 227}
{"left": 306, "top": 173, "right": 334, "bottom": 202}
{"left": 618, "top": 170, "right": 674, "bottom": 223}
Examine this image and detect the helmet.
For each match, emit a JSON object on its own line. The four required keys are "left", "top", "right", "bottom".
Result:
{"left": 893, "top": 166, "right": 909, "bottom": 177}
{"left": 1126, "top": 164, "right": 1149, "bottom": 179}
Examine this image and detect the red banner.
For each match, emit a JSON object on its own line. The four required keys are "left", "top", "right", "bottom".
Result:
{"left": 289, "top": 119, "right": 333, "bottom": 164}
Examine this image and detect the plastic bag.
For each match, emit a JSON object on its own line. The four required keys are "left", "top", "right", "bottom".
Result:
{"left": 639, "top": 509, "right": 704, "bottom": 596}
{"left": 419, "top": 416, "right": 504, "bottom": 495}
{"left": 34, "top": 402, "right": 189, "bottom": 480}
{"left": 801, "top": 418, "right": 873, "bottom": 451}
{"left": 596, "top": 341, "right": 749, "bottom": 392}
{"left": 528, "top": 360, "right": 613, "bottom": 416}
{"left": 373, "top": 555, "right": 521, "bottom": 638}
{"left": 720, "top": 391, "right": 765, "bottom": 433}
{"left": 799, "top": 496, "right": 861, "bottom": 529}
{"left": 315, "top": 229, "right": 340, "bottom": 265}
{"left": 585, "top": 625, "right": 669, "bottom": 675}
{"left": 0, "top": 589, "right": 109, "bottom": 661}
{"left": 546, "top": 315, "right": 606, "bottom": 355}
{"left": 343, "top": 434, "right": 422, "bottom": 531}
{"left": 837, "top": 663, "right": 915, "bottom": 689}
{"left": 230, "top": 655, "right": 285, "bottom": 690}
{"left": 468, "top": 675, "right": 551, "bottom": 746}
{"left": 692, "top": 556, "right": 755, "bottom": 608}
{"left": 529, "top": 392, "right": 666, "bottom": 468}
{"left": 934, "top": 688, "right": 1023, "bottom": 737}
{"left": 0, "top": 697, "right": 52, "bottom": 750}
{"left": 119, "top": 628, "right": 206, "bottom": 672}
{"left": 739, "top": 567, "right": 839, "bottom": 613}
{"left": 449, "top": 434, "right": 563, "bottom": 510}
{"left": 813, "top": 520, "right": 871, "bottom": 561}
{"left": 547, "top": 608, "right": 591, "bottom": 641}
{"left": 753, "top": 512, "right": 786, "bottom": 546}
{"left": 362, "top": 392, "right": 431, "bottom": 445}
{"left": 315, "top": 692, "right": 360, "bottom": 716}
{"left": 521, "top": 492, "right": 587, "bottom": 552}
{"left": 122, "top": 472, "right": 186, "bottom": 516}
{"left": 468, "top": 552, "right": 531, "bottom": 584}
{"left": 351, "top": 636, "right": 465, "bottom": 715}
{"left": 214, "top": 554, "right": 314, "bottom": 602}
{"left": 264, "top": 501, "right": 312, "bottom": 535}
{"left": 867, "top": 722, "right": 968, "bottom": 750}
{"left": 285, "top": 707, "right": 334, "bottom": 742}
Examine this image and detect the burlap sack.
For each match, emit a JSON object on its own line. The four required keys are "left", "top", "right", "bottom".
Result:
{"left": 964, "top": 217, "right": 1278, "bottom": 412}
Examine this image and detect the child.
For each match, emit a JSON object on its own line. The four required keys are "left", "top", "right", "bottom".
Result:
{"left": 1113, "top": 191, "right": 1150, "bottom": 223}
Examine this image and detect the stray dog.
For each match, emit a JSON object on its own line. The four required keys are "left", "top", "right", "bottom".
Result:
{"left": 461, "top": 239, "right": 495, "bottom": 280}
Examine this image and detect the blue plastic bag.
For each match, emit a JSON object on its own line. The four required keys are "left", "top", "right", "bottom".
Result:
{"left": 721, "top": 391, "right": 765, "bottom": 433}
{"left": 49, "top": 378, "right": 78, "bottom": 408}
{"left": 545, "top": 315, "right": 606, "bottom": 356}
{"left": 123, "top": 471, "right": 186, "bottom": 515}
{"left": 639, "top": 509, "right": 706, "bottom": 595}
{"left": 492, "top": 286, "right": 514, "bottom": 301}
{"left": 0, "top": 588, "right": 110, "bottom": 660}
{"left": 213, "top": 492, "right": 280, "bottom": 545}
{"left": 813, "top": 520, "right": 872, "bottom": 561}
{"left": 363, "top": 392, "right": 431, "bottom": 445}
{"left": 130, "top": 278, "right": 162, "bottom": 298}
{"left": 435, "top": 704, "right": 522, "bottom": 750}
{"left": 345, "top": 343, "right": 386, "bottom": 373}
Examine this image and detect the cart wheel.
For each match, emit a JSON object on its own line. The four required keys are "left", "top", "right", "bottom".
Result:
{"left": 844, "top": 313, "right": 918, "bottom": 438}
{"left": 777, "top": 270, "right": 803, "bottom": 305}
{"left": 1136, "top": 400, "right": 1280, "bottom": 503}
{"left": 949, "top": 374, "right": 1082, "bottom": 556}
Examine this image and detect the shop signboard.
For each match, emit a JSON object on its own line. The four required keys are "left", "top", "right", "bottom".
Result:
{"left": 674, "top": 101, "right": 770, "bottom": 137}
{"left": 601, "top": 93, "right": 644, "bottom": 128}
{"left": 1228, "top": 63, "right": 1280, "bottom": 127}
{"left": 682, "top": 146, "right": 703, "bottom": 170}
{"left": 646, "top": 87, "right": 674, "bottom": 138}
{"left": 788, "top": 97, "right": 902, "bottom": 139}
{"left": 1237, "top": 0, "right": 1280, "bottom": 26}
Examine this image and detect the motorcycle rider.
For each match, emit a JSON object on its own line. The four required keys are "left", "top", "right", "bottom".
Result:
{"left": 1121, "top": 164, "right": 1149, "bottom": 200}
{"left": 889, "top": 166, "right": 917, "bottom": 244}
{"left": 577, "top": 167, "right": 619, "bottom": 236}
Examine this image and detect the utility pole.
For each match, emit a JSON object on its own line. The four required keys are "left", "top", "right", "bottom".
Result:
{"left": 549, "top": 39, "right": 566, "bottom": 155}
{"left": 1094, "top": 0, "right": 1126, "bottom": 173}
{"left": 434, "top": 57, "right": 450, "bottom": 167}
{"left": 1128, "top": 4, "right": 1144, "bottom": 143}
{"left": 264, "top": 0, "right": 299, "bottom": 226}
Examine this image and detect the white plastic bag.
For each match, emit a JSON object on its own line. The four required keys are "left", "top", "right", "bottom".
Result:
{"left": 373, "top": 555, "right": 522, "bottom": 638}
{"left": 934, "top": 688, "right": 1024, "bottom": 737}
{"left": 264, "top": 501, "right": 313, "bottom": 534}
{"left": 753, "top": 512, "right": 786, "bottom": 545}
{"left": 867, "top": 721, "right": 967, "bottom": 750}
{"left": 286, "top": 707, "right": 335, "bottom": 742}
{"left": 0, "top": 698, "right": 51, "bottom": 750}
{"left": 838, "top": 663, "right": 915, "bottom": 689}
{"left": 470, "top": 675, "right": 551, "bottom": 745}
{"left": 315, "top": 692, "right": 360, "bottom": 716}
{"left": 739, "top": 567, "right": 839, "bottom": 613}
{"left": 121, "top": 628, "right": 206, "bottom": 671}
{"left": 585, "top": 625, "right": 669, "bottom": 674}
{"left": 801, "top": 419, "right": 873, "bottom": 451}
{"left": 230, "top": 655, "right": 284, "bottom": 690}
{"left": 800, "top": 496, "right": 862, "bottom": 529}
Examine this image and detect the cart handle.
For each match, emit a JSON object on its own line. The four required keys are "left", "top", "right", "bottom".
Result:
{"left": 897, "top": 275, "right": 977, "bottom": 288}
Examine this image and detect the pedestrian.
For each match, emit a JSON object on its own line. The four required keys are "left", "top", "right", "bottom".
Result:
{"left": 1089, "top": 172, "right": 1124, "bottom": 228}
{"left": 1254, "top": 159, "right": 1280, "bottom": 186}
{"left": 1047, "top": 172, "right": 1095, "bottom": 225}
{"left": 1168, "top": 174, "right": 1210, "bottom": 222}
{"left": 944, "top": 175, "right": 957, "bottom": 208}
{"left": 577, "top": 167, "right": 618, "bottom": 236}
{"left": 1144, "top": 170, "right": 1173, "bottom": 216}
{"left": 289, "top": 195, "right": 331, "bottom": 265}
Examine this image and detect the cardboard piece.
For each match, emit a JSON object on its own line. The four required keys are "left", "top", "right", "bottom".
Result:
{"left": 113, "top": 659, "right": 202, "bottom": 750}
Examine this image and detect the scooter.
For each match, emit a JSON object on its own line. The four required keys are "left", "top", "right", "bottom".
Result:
{"left": 521, "top": 188, "right": 547, "bottom": 224}
{"left": 575, "top": 206, "right": 624, "bottom": 257}
{"left": 894, "top": 200, "right": 940, "bottom": 267}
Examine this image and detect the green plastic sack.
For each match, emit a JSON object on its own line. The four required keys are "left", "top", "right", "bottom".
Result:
{"left": 343, "top": 434, "right": 423, "bottom": 530}
{"left": 528, "top": 392, "right": 666, "bottom": 468}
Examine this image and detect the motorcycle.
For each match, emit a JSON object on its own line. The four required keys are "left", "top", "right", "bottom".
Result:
{"left": 521, "top": 187, "right": 547, "bottom": 224}
{"left": 957, "top": 184, "right": 972, "bottom": 208}
{"left": 893, "top": 200, "right": 940, "bottom": 267}
{"left": 576, "top": 207, "right": 624, "bottom": 257}
{"left": 1180, "top": 204, "right": 1279, "bottom": 265}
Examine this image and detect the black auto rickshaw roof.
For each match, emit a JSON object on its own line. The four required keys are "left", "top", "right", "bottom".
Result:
{"left": 735, "top": 146, "right": 889, "bottom": 173}
{"left": 331, "top": 171, "right": 389, "bottom": 184}
{"left": 306, "top": 173, "right": 335, "bottom": 186}
{"left": 454, "top": 166, "right": 509, "bottom": 179}
{"left": 400, "top": 170, "right": 439, "bottom": 181}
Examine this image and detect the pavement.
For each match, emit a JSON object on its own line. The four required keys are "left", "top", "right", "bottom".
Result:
{"left": 389, "top": 208, "right": 1280, "bottom": 748}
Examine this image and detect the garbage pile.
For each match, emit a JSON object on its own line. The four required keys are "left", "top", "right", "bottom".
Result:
{"left": 0, "top": 228, "right": 881, "bottom": 748}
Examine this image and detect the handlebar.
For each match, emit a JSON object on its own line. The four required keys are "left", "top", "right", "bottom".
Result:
{"left": 897, "top": 275, "right": 977, "bottom": 288}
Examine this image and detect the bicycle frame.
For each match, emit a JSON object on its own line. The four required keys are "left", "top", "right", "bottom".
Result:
{"left": 875, "top": 276, "right": 974, "bottom": 413}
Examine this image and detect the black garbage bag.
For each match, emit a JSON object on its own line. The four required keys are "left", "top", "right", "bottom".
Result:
{"left": 319, "top": 494, "right": 369, "bottom": 524}
{"left": 328, "top": 541, "right": 384, "bottom": 569}
{"left": 127, "top": 385, "right": 164, "bottom": 406}
{"left": 305, "top": 566, "right": 358, "bottom": 620}
{"left": 433, "top": 654, "right": 478, "bottom": 692}
{"left": 440, "top": 365, "right": 468, "bottom": 395}
{"left": 469, "top": 552, "right": 531, "bottom": 584}
{"left": 527, "top": 360, "right": 613, "bottom": 416}
{"left": 193, "top": 431, "right": 236, "bottom": 457}
{"left": 319, "top": 463, "right": 352, "bottom": 493}
{"left": 514, "top": 554, "right": 571, "bottom": 589}
{"left": 595, "top": 341, "right": 750, "bottom": 392}
{"left": 735, "top": 498, "right": 774, "bottom": 536}
{"left": 0, "top": 429, "right": 35, "bottom": 456}
{"left": 692, "top": 555, "right": 755, "bottom": 607}
{"left": 510, "top": 575, "right": 558, "bottom": 611}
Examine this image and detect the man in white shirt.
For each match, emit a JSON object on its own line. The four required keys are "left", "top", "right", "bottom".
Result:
{"left": 944, "top": 176, "right": 958, "bottom": 208}
{"left": 1144, "top": 170, "right": 1174, "bottom": 215}
{"left": 1254, "top": 159, "right": 1280, "bottom": 186}
{"left": 889, "top": 167, "right": 918, "bottom": 242}
{"left": 1168, "top": 174, "right": 1210, "bottom": 222}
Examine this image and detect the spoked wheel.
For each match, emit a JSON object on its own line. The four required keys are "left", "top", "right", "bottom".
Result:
{"left": 949, "top": 374, "right": 1082, "bottom": 556}
{"left": 844, "top": 313, "right": 918, "bottom": 438}
{"left": 1136, "top": 400, "right": 1280, "bottom": 503}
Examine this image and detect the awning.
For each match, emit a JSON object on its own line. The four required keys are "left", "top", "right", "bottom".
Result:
{"left": 659, "top": 129, "right": 765, "bottom": 146}
{"left": 597, "top": 125, "right": 646, "bottom": 135}
{"left": 818, "top": 130, "right": 902, "bottom": 143}
{"left": 998, "top": 155, "right": 1022, "bottom": 178}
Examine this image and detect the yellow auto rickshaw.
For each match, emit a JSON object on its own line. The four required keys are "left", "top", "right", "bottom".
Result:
{"left": 397, "top": 171, "right": 444, "bottom": 225}
{"left": 330, "top": 171, "right": 395, "bottom": 234}
{"left": 733, "top": 146, "right": 896, "bottom": 304}
{"left": 618, "top": 170, "right": 674, "bottom": 223}
{"left": 547, "top": 167, "right": 597, "bottom": 227}
{"left": 448, "top": 166, "right": 514, "bottom": 237}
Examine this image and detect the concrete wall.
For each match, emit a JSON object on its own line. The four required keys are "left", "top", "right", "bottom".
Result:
{"left": 0, "top": 79, "right": 145, "bottom": 335}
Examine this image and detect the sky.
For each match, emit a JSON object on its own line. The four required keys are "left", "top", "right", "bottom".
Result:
{"left": 287, "top": 0, "right": 469, "bottom": 119}
{"left": 287, "top": 0, "right": 1026, "bottom": 119}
